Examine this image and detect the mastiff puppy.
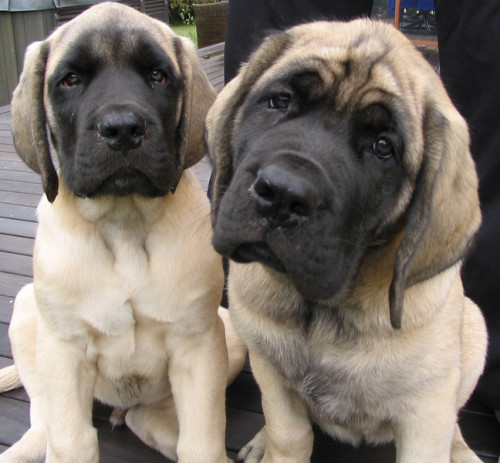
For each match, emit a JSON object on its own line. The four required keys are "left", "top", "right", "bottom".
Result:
{"left": 0, "top": 3, "right": 246, "bottom": 462}
{"left": 206, "top": 19, "right": 487, "bottom": 463}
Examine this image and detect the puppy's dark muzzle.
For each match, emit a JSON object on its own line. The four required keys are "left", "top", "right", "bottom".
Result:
{"left": 97, "top": 111, "right": 146, "bottom": 151}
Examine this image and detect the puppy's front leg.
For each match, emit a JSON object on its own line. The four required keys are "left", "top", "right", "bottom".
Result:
{"left": 394, "top": 368, "right": 462, "bottom": 463}
{"left": 168, "top": 315, "right": 228, "bottom": 463}
{"left": 37, "top": 319, "right": 98, "bottom": 463}
{"left": 248, "top": 351, "right": 313, "bottom": 463}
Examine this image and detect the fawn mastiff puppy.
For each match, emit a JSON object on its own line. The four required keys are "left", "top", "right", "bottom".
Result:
{"left": 0, "top": 3, "right": 246, "bottom": 462}
{"left": 206, "top": 19, "right": 487, "bottom": 463}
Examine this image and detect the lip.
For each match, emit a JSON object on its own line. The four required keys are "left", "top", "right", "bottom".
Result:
{"left": 80, "top": 167, "right": 168, "bottom": 197}
{"left": 231, "top": 242, "right": 286, "bottom": 272}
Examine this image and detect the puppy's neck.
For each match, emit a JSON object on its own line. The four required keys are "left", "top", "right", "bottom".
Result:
{"left": 40, "top": 176, "right": 177, "bottom": 228}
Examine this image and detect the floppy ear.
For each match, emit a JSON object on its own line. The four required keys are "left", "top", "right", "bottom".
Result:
{"left": 389, "top": 100, "right": 481, "bottom": 328}
{"left": 174, "top": 36, "right": 217, "bottom": 170}
{"left": 205, "top": 31, "right": 291, "bottom": 220}
{"left": 11, "top": 40, "right": 58, "bottom": 203}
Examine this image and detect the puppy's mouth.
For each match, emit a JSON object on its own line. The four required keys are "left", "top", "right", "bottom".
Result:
{"left": 86, "top": 167, "right": 167, "bottom": 198}
{"left": 230, "top": 242, "right": 286, "bottom": 273}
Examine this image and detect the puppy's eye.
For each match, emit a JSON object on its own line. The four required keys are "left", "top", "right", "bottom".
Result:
{"left": 372, "top": 136, "right": 395, "bottom": 160}
{"left": 268, "top": 94, "right": 291, "bottom": 110}
{"left": 61, "top": 72, "right": 81, "bottom": 88}
{"left": 151, "top": 69, "right": 167, "bottom": 84}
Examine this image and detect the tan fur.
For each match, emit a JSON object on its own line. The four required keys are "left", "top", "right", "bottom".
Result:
{"left": 0, "top": 3, "right": 246, "bottom": 462}
{"left": 206, "top": 20, "right": 487, "bottom": 463}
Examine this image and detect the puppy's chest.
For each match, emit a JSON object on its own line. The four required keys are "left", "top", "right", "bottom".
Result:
{"left": 91, "top": 317, "right": 172, "bottom": 405}
{"left": 270, "top": 320, "right": 422, "bottom": 440}
{"left": 49, "top": 221, "right": 184, "bottom": 332}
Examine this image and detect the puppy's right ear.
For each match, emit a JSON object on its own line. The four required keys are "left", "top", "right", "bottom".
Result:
{"left": 11, "top": 40, "right": 58, "bottom": 202}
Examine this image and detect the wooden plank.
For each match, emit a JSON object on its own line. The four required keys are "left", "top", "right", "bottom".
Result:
{"left": 0, "top": 252, "right": 33, "bottom": 278}
{"left": 0, "top": 104, "right": 11, "bottom": 115}
{"left": 0, "top": 203, "right": 37, "bottom": 222}
{"left": 225, "top": 407, "right": 265, "bottom": 454}
{"left": 204, "top": 67, "right": 224, "bottom": 81}
{"left": 0, "top": 396, "right": 28, "bottom": 446}
{"left": 202, "top": 57, "right": 225, "bottom": 74}
{"left": 0, "top": 191, "right": 41, "bottom": 208}
{"left": 0, "top": 217, "right": 38, "bottom": 239}
{"left": 0, "top": 272, "right": 32, "bottom": 299}
{"left": 211, "top": 76, "right": 225, "bottom": 92}
{"left": 1, "top": 180, "right": 43, "bottom": 196}
{"left": 0, "top": 357, "right": 13, "bottom": 369}
{"left": 0, "top": 394, "right": 236, "bottom": 462}
{"left": 224, "top": 410, "right": 494, "bottom": 463}
{"left": 0, "top": 381, "right": 496, "bottom": 463}
{"left": 460, "top": 408, "right": 500, "bottom": 460}
{"left": 0, "top": 294, "right": 15, "bottom": 324}
{"left": 0, "top": 14, "right": 18, "bottom": 107}
{"left": 0, "top": 234, "right": 35, "bottom": 257}
{"left": 0, "top": 145, "right": 16, "bottom": 154}
{"left": 0, "top": 170, "right": 40, "bottom": 184}
{"left": 0, "top": 323, "right": 12, "bottom": 358}
{"left": 0, "top": 153, "right": 19, "bottom": 162}
{"left": 197, "top": 41, "right": 224, "bottom": 58}
{"left": 226, "top": 370, "right": 262, "bottom": 414}
{"left": 0, "top": 160, "right": 33, "bottom": 173}
{"left": 93, "top": 421, "right": 174, "bottom": 462}
{"left": 0, "top": 385, "right": 28, "bottom": 402}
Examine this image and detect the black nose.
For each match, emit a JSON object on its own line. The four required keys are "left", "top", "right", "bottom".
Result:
{"left": 97, "top": 111, "right": 146, "bottom": 151}
{"left": 251, "top": 161, "right": 322, "bottom": 226}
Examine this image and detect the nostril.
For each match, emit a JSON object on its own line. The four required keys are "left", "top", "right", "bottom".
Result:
{"left": 251, "top": 162, "right": 321, "bottom": 225}
{"left": 130, "top": 123, "right": 146, "bottom": 137}
{"left": 289, "top": 200, "right": 311, "bottom": 217}
{"left": 97, "top": 124, "right": 118, "bottom": 139}
{"left": 97, "top": 111, "right": 146, "bottom": 151}
{"left": 253, "top": 176, "right": 276, "bottom": 204}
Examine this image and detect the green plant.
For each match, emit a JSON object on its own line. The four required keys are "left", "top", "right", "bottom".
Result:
{"left": 169, "top": 1, "right": 194, "bottom": 25}
{"left": 179, "top": 6, "right": 194, "bottom": 25}
{"left": 169, "top": 0, "right": 221, "bottom": 26}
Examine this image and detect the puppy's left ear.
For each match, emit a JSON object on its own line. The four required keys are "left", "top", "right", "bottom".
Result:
{"left": 11, "top": 40, "right": 59, "bottom": 202}
{"left": 174, "top": 36, "right": 217, "bottom": 169}
{"left": 389, "top": 98, "right": 481, "bottom": 329}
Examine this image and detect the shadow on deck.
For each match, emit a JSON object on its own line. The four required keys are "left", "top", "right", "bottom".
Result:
{"left": 0, "top": 27, "right": 499, "bottom": 463}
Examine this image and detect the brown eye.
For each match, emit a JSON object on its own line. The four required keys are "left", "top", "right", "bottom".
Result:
{"left": 372, "top": 136, "right": 395, "bottom": 160}
{"left": 268, "top": 94, "right": 291, "bottom": 110}
{"left": 151, "top": 69, "right": 167, "bottom": 84}
{"left": 61, "top": 72, "right": 81, "bottom": 88}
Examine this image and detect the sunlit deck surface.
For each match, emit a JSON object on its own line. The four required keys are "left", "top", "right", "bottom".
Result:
{"left": 1, "top": 32, "right": 499, "bottom": 463}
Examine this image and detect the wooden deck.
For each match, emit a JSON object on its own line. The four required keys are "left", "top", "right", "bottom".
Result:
{"left": 1, "top": 38, "right": 499, "bottom": 462}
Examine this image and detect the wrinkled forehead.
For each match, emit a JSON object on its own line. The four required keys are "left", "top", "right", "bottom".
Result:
{"left": 46, "top": 6, "right": 179, "bottom": 76}
{"left": 256, "top": 23, "right": 418, "bottom": 113}
{"left": 241, "top": 20, "right": 433, "bottom": 176}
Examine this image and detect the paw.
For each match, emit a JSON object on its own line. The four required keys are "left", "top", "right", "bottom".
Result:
{"left": 237, "top": 428, "right": 266, "bottom": 463}
{"left": 0, "top": 427, "right": 46, "bottom": 462}
{"left": 452, "top": 425, "right": 483, "bottom": 463}
{"left": 451, "top": 443, "right": 483, "bottom": 463}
